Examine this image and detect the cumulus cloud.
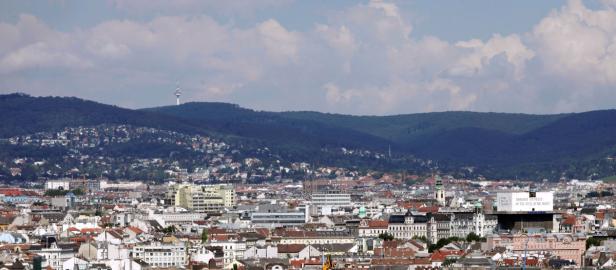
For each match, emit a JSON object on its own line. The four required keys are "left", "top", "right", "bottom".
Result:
{"left": 532, "top": 0, "right": 616, "bottom": 85}
{"left": 0, "top": 14, "right": 91, "bottom": 73}
{"left": 1, "top": 0, "right": 616, "bottom": 113}
{"left": 323, "top": 83, "right": 361, "bottom": 105}
{"left": 256, "top": 19, "right": 301, "bottom": 63}
{"left": 315, "top": 24, "right": 357, "bottom": 57}
{"left": 451, "top": 34, "right": 534, "bottom": 80}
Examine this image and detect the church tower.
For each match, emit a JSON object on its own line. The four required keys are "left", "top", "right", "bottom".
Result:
{"left": 435, "top": 175, "right": 445, "bottom": 205}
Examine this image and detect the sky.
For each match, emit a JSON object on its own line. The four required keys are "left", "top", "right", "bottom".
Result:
{"left": 2, "top": 0, "right": 616, "bottom": 115}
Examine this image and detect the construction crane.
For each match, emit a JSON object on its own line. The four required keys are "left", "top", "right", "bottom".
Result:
{"left": 322, "top": 254, "right": 335, "bottom": 270}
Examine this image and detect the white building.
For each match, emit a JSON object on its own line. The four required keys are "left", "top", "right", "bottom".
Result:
{"left": 62, "top": 257, "right": 89, "bottom": 270}
{"left": 243, "top": 246, "right": 278, "bottom": 259}
{"left": 148, "top": 209, "right": 207, "bottom": 227}
{"left": 496, "top": 191, "right": 554, "bottom": 212}
{"left": 251, "top": 204, "right": 308, "bottom": 228}
{"left": 191, "top": 246, "right": 216, "bottom": 264}
{"left": 311, "top": 191, "right": 351, "bottom": 208}
{"left": 208, "top": 238, "right": 246, "bottom": 268}
{"left": 45, "top": 179, "right": 71, "bottom": 190}
{"left": 172, "top": 184, "right": 236, "bottom": 213}
{"left": 100, "top": 180, "right": 145, "bottom": 191}
{"left": 34, "top": 243, "right": 76, "bottom": 270}
{"left": 131, "top": 242, "right": 187, "bottom": 268}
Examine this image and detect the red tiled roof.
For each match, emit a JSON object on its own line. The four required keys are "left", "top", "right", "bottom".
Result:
{"left": 210, "top": 235, "right": 231, "bottom": 241}
{"left": 374, "top": 247, "right": 415, "bottom": 258}
{"left": 0, "top": 188, "right": 22, "bottom": 196}
{"left": 503, "top": 258, "right": 516, "bottom": 266}
{"left": 368, "top": 220, "right": 389, "bottom": 228}
{"left": 371, "top": 258, "right": 415, "bottom": 265}
{"left": 562, "top": 216, "right": 576, "bottom": 225}
{"left": 255, "top": 228, "right": 270, "bottom": 237}
{"left": 289, "top": 258, "right": 322, "bottom": 269}
{"left": 430, "top": 250, "right": 464, "bottom": 262}
{"left": 382, "top": 241, "right": 398, "bottom": 249}
{"left": 413, "top": 257, "right": 431, "bottom": 265}
{"left": 398, "top": 201, "right": 425, "bottom": 209}
{"left": 126, "top": 226, "right": 144, "bottom": 234}
{"left": 418, "top": 206, "right": 440, "bottom": 213}
{"left": 277, "top": 244, "right": 306, "bottom": 253}
{"left": 81, "top": 228, "right": 102, "bottom": 235}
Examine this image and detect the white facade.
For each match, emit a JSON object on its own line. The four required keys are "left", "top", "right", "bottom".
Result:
{"left": 173, "top": 184, "right": 236, "bottom": 213}
{"left": 496, "top": 191, "right": 554, "bottom": 212}
{"left": 35, "top": 243, "right": 76, "bottom": 270}
{"left": 191, "top": 246, "right": 216, "bottom": 264}
{"left": 251, "top": 204, "right": 308, "bottom": 228}
{"left": 100, "top": 180, "right": 145, "bottom": 190}
{"left": 46, "top": 180, "right": 71, "bottom": 190}
{"left": 62, "top": 257, "right": 89, "bottom": 270}
{"left": 243, "top": 246, "right": 278, "bottom": 259}
{"left": 131, "top": 242, "right": 187, "bottom": 268}
{"left": 208, "top": 239, "right": 246, "bottom": 267}
{"left": 311, "top": 192, "right": 351, "bottom": 207}
{"left": 148, "top": 210, "right": 207, "bottom": 227}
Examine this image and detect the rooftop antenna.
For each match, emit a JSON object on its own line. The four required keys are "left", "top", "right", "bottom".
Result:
{"left": 174, "top": 82, "right": 182, "bottom": 106}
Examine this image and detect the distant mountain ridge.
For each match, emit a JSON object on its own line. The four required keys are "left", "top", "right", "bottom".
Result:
{"left": 2, "top": 93, "right": 616, "bottom": 179}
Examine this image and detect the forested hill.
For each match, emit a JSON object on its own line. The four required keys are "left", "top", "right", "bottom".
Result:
{"left": 148, "top": 102, "right": 616, "bottom": 179}
{"left": 2, "top": 93, "right": 616, "bottom": 179}
{"left": 0, "top": 93, "right": 208, "bottom": 137}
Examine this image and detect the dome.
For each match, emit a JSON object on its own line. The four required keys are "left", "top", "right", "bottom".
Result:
{"left": 358, "top": 206, "right": 367, "bottom": 218}
{"left": 474, "top": 201, "right": 482, "bottom": 208}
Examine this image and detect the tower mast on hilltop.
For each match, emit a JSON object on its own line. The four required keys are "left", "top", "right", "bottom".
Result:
{"left": 174, "top": 83, "right": 182, "bottom": 105}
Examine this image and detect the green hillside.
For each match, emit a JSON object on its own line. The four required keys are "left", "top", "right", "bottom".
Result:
{"left": 2, "top": 93, "right": 616, "bottom": 180}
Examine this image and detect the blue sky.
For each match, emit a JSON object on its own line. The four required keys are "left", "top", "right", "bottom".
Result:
{"left": 1, "top": 0, "right": 616, "bottom": 115}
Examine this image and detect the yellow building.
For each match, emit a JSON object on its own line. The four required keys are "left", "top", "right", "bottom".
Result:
{"left": 173, "top": 184, "right": 235, "bottom": 213}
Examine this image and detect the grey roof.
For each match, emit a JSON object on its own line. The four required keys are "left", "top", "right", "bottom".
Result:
{"left": 311, "top": 243, "right": 355, "bottom": 252}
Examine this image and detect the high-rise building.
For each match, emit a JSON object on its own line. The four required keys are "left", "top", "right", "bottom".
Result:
{"left": 172, "top": 184, "right": 236, "bottom": 213}
{"left": 311, "top": 190, "right": 351, "bottom": 208}
{"left": 250, "top": 203, "right": 308, "bottom": 228}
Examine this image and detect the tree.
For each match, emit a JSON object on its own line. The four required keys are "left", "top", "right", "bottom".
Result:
{"left": 586, "top": 237, "right": 601, "bottom": 249}
{"left": 201, "top": 228, "right": 208, "bottom": 243}
{"left": 429, "top": 236, "right": 464, "bottom": 252}
{"left": 443, "top": 258, "right": 457, "bottom": 267}
{"left": 378, "top": 232, "right": 394, "bottom": 241}
{"left": 20, "top": 165, "right": 38, "bottom": 181}
{"left": 412, "top": 235, "right": 428, "bottom": 243}
{"left": 162, "top": 226, "right": 176, "bottom": 234}
{"left": 466, "top": 232, "right": 482, "bottom": 242}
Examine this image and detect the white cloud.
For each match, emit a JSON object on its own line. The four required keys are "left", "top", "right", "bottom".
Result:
{"left": 2, "top": 0, "right": 616, "bottom": 113}
{"left": 256, "top": 19, "right": 300, "bottom": 63}
{"left": 451, "top": 34, "right": 534, "bottom": 80}
{"left": 0, "top": 42, "right": 91, "bottom": 74}
{"left": 0, "top": 15, "right": 91, "bottom": 74}
{"left": 323, "top": 83, "right": 360, "bottom": 105}
{"left": 315, "top": 24, "right": 357, "bottom": 57}
{"left": 532, "top": 0, "right": 616, "bottom": 84}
